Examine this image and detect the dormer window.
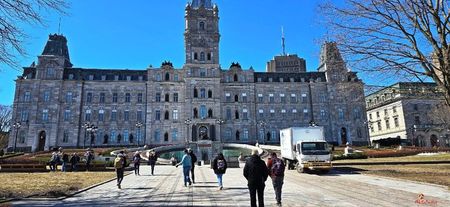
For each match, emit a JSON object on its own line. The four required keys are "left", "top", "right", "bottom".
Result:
{"left": 46, "top": 68, "right": 55, "bottom": 78}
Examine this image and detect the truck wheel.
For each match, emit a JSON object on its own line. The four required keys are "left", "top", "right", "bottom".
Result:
{"left": 296, "top": 163, "right": 304, "bottom": 173}
{"left": 285, "top": 160, "right": 292, "bottom": 170}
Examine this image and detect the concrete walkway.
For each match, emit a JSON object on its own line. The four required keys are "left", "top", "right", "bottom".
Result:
{"left": 11, "top": 165, "right": 450, "bottom": 207}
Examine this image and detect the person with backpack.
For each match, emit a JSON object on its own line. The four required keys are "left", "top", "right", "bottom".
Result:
{"left": 212, "top": 152, "right": 227, "bottom": 190}
{"left": 114, "top": 151, "right": 127, "bottom": 189}
{"left": 175, "top": 149, "right": 192, "bottom": 187}
{"left": 132, "top": 151, "right": 141, "bottom": 176}
{"left": 69, "top": 152, "right": 80, "bottom": 172}
{"left": 147, "top": 150, "right": 158, "bottom": 175}
{"left": 188, "top": 149, "right": 197, "bottom": 184}
{"left": 267, "top": 152, "right": 285, "bottom": 207}
{"left": 243, "top": 149, "right": 269, "bottom": 207}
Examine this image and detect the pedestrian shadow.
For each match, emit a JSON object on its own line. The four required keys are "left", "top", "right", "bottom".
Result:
{"left": 222, "top": 187, "right": 248, "bottom": 190}
{"left": 318, "top": 167, "right": 367, "bottom": 176}
{"left": 195, "top": 181, "right": 216, "bottom": 184}
{"left": 124, "top": 187, "right": 153, "bottom": 190}
{"left": 190, "top": 185, "right": 218, "bottom": 188}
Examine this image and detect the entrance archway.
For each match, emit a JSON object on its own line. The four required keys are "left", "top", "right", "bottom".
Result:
{"left": 430, "top": 134, "right": 438, "bottom": 147}
{"left": 199, "top": 126, "right": 208, "bottom": 140}
{"left": 37, "top": 131, "right": 46, "bottom": 151}
{"left": 340, "top": 127, "right": 348, "bottom": 145}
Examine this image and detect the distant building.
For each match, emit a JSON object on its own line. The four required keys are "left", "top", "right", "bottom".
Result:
{"left": 266, "top": 54, "right": 306, "bottom": 73}
{"left": 366, "top": 82, "right": 450, "bottom": 147}
{"left": 8, "top": 0, "right": 369, "bottom": 152}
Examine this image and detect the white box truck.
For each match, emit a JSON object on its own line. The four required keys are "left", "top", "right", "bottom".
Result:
{"left": 280, "top": 126, "right": 332, "bottom": 173}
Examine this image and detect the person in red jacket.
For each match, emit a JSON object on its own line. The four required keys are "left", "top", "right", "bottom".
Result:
{"left": 266, "top": 152, "right": 285, "bottom": 207}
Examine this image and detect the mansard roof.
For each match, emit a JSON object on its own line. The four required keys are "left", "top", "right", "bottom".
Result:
{"left": 41, "top": 34, "right": 72, "bottom": 67}
{"left": 63, "top": 68, "right": 148, "bottom": 81}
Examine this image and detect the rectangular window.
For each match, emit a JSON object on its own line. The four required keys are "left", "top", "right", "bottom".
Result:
{"left": 394, "top": 117, "right": 399, "bottom": 127}
{"left": 243, "top": 129, "right": 249, "bottom": 140}
{"left": 112, "top": 93, "right": 118, "bottom": 103}
{"left": 200, "top": 105, "right": 207, "bottom": 119}
{"left": 392, "top": 106, "right": 397, "bottom": 114}
{"left": 125, "top": 93, "right": 131, "bottom": 103}
{"left": 124, "top": 130, "right": 129, "bottom": 143}
{"left": 124, "top": 110, "right": 130, "bottom": 121}
{"left": 65, "top": 92, "right": 72, "bottom": 103}
{"left": 290, "top": 94, "right": 297, "bottom": 103}
{"left": 154, "top": 130, "right": 160, "bottom": 142}
{"left": 302, "top": 94, "right": 307, "bottom": 103}
{"left": 377, "top": 121, "right": 382, "bottom": 131}
{"left": 338, "top": 109, "right": 344, "bottom": 120}
{"left": 98, "top": 110, "right": 104, "bottom": 122}
{"left": 47, "top": 68, "right": 55, "bottom": 77}
{"left": 376, "top": 111, "right": 380, "bottom": 118}
{"left": 200, "top": 89, "right": 206, "bottom": 98}
{"left": 99, "top": 93, "right": 105, "bottom": 103}
{"left": 156, "top": 93, "right": 161, "bottom": 102}
{"left": 43, "top": 91, "right": 50, "bottom": 102}
{"left": 243, "top": 109, "right": 248, "bottom": 120}
{"left": 258, "top": 109, "right": 264, "bottom": 118}
{"left": 173, "top": 93, "right": 179, "bottom": 102}
{"left": 21, "top": 110, "right": 29, "bottom": 122}
{"left": 385, "top": 119, "right": 390, "bottom": 129}
{"left": 269, "top": 94, "right": 274, "bottom": 103}
{"left": 369, "top": 113, "right": 372, "bottom": 120}
{"left": 24, "top": 91, "right": 31, "bottom": 102}
{"left": 42, "top": 109, "right": 49, "bottom": 122}
{"left": 19, "top": 131, "right": 26, "bottom": 143}
{"left": 258, "top": 94, "right": 263, "bottom": 103}
{"left": 85, "top": 109, "right": 91, "bottom": 121}
{"left": 137, "top": 93, "right": 143, "bottom": 103}
{"left": 226, "top": 108, "right": 232, "bottom": 120}
{"left": 280, "top": 94, "right": 286, "bottom": 103}
{"left": 225, "top": 93, "right": 231, "bottom": 102}
{"left": 171, "top": 129, "right": 178, "bottom": 141}
{"left": 64, "top": 109, "right": 71, "bottom": 121}
{"left": 384, "top": 109, "right": 388, "bottom": 116}
{"left": 320, "top": 109, "right": 326, "bottom": 119}
{"left": 155, "top": 110, "right": 161, "bottom": 120}
{"left": 137, "top": 111, "right": 143, "bottom": 122}
{"left": 63, "top": 131, "right": 69, "bottom": 143}
{"left": 303, "top": 109, "right": 309, "bottom": 119}
{"left": 173, "top": 109, "right": 179, "bottom": 120}
{"left": 174, "top": 74, "right": 179, "bottom": 81}
{"left": 86, "top": 93, "right": 92, "bottom": 103}
{"left": 111, "top": 110, "right": 117, "bottom": 121}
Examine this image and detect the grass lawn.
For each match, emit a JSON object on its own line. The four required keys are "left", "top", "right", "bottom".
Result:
{"left": 344, "top": 164, "right": 450, "bottom": 189}
{"left": 0, "top": 171, "right": 116, "bottom": 198}
{"left": 333, "top": 152, "right": 450, "bottom": 163}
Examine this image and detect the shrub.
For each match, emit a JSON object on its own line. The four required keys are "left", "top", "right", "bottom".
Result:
{"left": 333, "top": 152, "right": 368, "bottom": 160}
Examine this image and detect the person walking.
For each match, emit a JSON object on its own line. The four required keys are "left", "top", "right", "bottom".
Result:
{"left": 60, "top": 151, "right": 69, "bottom": 172}
{"left": 267, "top": 152, "right": 285, "bottom": 207}
{"left": 133, "top": 151, "right": 142, "bottom": 176}
{"left": 243, "top": 149, "right": 269, "bottom": 207}
{"left": 114, "top": 151, "right": 127, "bottom": 189}
{"left": 176, "top": 149, "right": 192, "bottom": 187}
{"left": 188, "top": 149, "right": 197, "bottom": 184}
{"left": 212, "top": 152, "right": 227, "bottom": 190}
{"left": 84, "top": 149, "right": 94, "bottom": 171}
{"left": 49, "top": 151, "right": 59, "bottom": 172}
{"left": 148, "top": 150, "right": 158, "bottom": 175}
{"left": 69, "top": 152, "right": 80, "bottom": 172}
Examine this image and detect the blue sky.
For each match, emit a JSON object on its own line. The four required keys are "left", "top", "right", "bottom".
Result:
{"left": 1, "top": 0, "right": 361, "bottom": 105}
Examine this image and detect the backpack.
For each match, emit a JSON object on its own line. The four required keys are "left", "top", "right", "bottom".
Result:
{"left": 271, "top": 158, "right": 285, "bottom": 176}
{"left": 114, "top": 157, "right": 124, "bottom": 169}
{"left": 217, "top": 159, "right": 225, "bottom": 171}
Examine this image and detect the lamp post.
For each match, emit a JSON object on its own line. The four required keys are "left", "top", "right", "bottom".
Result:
{"left": 215, "top": 118, "right": 224, "bottom": 142}
{"left": 13, "top": 122, "right": 21, "bottom": 152}
{"left": 136, "top": 122, "right": 143, "bottom": 146}
{"left": 87, "top": 124, "right": 98, "bottom": 148}
{"left": 412, "top": 124, "right": 417, "bottom": 147}
{"left": 184, "top": 118, "right": 192, "bottom": 144}
{"left": 82, "top": 123, "right": 97, "bottom": 148}
{"left": 259, "top": 120, "right": 266, "bottom": 145}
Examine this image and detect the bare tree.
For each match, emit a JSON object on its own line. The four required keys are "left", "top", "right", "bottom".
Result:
{"left": 0, "top": 0, "right": 68, "bottom": 68}
{"left": 320, "top": 0, "right": 450, "bottom": 107}
{"left": 0, "top": 105, "right": 12, "bottom": 149}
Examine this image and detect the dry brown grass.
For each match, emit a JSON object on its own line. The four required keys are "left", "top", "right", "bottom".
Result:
{"left": 333, "top": 152, "right": 450, "bottom": 163}
{"left": 349, "top": 164, "right": 450, "bottom": 189}
{"left": 0, "top": 171, "right": 115, "bottom": 198}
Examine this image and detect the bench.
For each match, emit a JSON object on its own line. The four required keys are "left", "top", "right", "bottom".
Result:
{"left": 65, "top": 163, "right": 108, "bottom": 171}
{"left": 0, "top": 163, "right": 48, "bottom": 172}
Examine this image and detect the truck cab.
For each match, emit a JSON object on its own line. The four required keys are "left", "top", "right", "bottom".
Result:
{"left": 295, "top": 141, "right": 332, "bottom": 173}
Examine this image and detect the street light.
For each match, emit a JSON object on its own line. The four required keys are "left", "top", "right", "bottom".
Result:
{"left": 412, "top": 124, "right": 417, "bottom": 146}
{"left": 13, "top": 122, "right": 21, "bottom": 152}
{"left": 184, "top": 118, "right": 192, "bottom": 144}
{"left": 136, "top": 122, "right": 143, "bottom": 146}
{"left": 82, "top": 123, "right": 97, "bottom": 149}
{"left": 215, "top": 118, "right": 224, "bottom": 142}
{"left": 259, "top": 120, "right": 267, "bottom": 145}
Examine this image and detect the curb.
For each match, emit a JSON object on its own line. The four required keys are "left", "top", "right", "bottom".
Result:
{"left": 333, "top": 160, "right": 450, "bottom": 166}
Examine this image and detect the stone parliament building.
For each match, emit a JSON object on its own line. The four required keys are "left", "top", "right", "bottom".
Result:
{"left": 9, "top": 0, "right": 368, "bottom": 152}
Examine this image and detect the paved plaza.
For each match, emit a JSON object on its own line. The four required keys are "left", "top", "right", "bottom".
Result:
{"left": 11, "top": 165, "right": 450, "bottom": 207}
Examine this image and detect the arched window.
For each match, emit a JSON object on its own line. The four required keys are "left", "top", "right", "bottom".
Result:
{"left": 234, "top": 74, "right": 238, "bottom": 82}
{"left": 193, "top": 108, "right": 198, "bottom": 118}
{"left": 129, "top": 134, "right": 134, "bottom": 143}
{"left": 103, "top": 134, "right": 109, "bottom": 144}
{"left": 236, "top": 130, "right": 240, "bottom": 141}
{"left": 164, "top": 132, "right": 169, "bottom": 142}
{"left": 199, "top": 22, "right": 205, "bottom": 30}
{"left": 194, "top": 53, "right": 198, "bottom": 60}
{"left": 165, "top": 72, "right": 170, "bottom": 81}
{"left": 194, "top": 87, "right": 198, "bottom": 98}
{"left": 117, "top": 134, "right": 122, "bottom": 143}
{"left": 235, "top": 110, "right": 240, "bottom": 119}
{"left": 234, "top": 95, "right": 239, "bottom": 102}
{"left": 208, "top": 109, "right": 213, "bottom": 118}
{"left": 165, "top": 93, "right": 170, "bottom": 102}
{"left": 200, "top": 88, "right": 206, "bottom": 98}
{"left": 207, "top": 53, "right": 211, "bottom": 61}
{"left": 208, "top": 90, "right": 212, "bottom": 98}
{"left": 164, "top": 111, "right": 169, "bottom": 120}
{"left": 266, "top": 132, "right": 271, "bottom": 141}
{"left": 200, "top": 52, "right": 205, "bottom": 61}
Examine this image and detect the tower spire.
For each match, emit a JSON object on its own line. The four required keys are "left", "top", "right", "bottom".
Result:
{"left": 58, "top": 17, "right": 61, "bottom": 34}
{"left": 281, "top": 26, "right": 286, "bottom": 56}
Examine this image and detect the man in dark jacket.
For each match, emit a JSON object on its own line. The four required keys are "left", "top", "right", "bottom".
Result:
{"left": 243, "top": 149, "right": 269, "bottom": 207}
{"left": 212, "top": 152, "right": 227, "bottom": 190}
{"left": 188, "top": 149, "right": 197, "bottom": 184}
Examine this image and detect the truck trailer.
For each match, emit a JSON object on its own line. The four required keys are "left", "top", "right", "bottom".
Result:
{"left": 279, "top": 126, "right": 332, "bottom": 173}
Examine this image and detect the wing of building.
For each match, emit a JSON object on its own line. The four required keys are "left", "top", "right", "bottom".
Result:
{"left": 9, "top": 0, "right": 369, "bottom": 152}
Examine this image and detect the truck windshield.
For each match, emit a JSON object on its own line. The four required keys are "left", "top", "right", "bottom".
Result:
{"left": 301, "top": 142, "right": 329, "bottom": 155}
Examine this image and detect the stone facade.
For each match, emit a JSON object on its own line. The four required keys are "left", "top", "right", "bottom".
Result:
{"left": 8, "top": 0, "right": 369, "bottom": 152}
{"left": 266, "top": 54, "right": 306, "bottom": 73}
{"left": 366, "top": 82, "right": 450, "bottom": 147}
